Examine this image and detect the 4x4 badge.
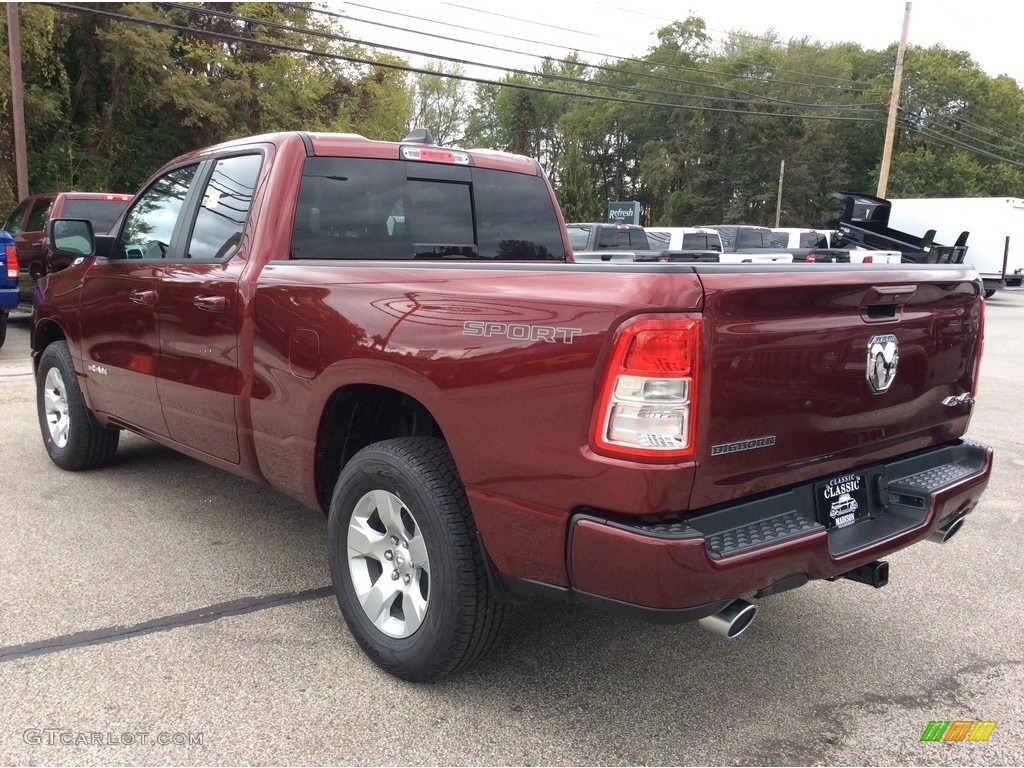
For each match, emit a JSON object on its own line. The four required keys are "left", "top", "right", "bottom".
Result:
{"left": 867, "top": 334, "right": 899, "bottom": 393}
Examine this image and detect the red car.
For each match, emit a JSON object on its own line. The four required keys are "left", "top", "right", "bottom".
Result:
{"left": 2, "top": 192, "right": 132, "bottom": 282}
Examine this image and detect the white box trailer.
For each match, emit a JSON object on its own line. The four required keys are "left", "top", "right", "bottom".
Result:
{"left": 886, "top": 197, "right": 1024, "bottom": 296}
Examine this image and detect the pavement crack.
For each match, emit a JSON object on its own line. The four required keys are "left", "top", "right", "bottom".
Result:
{"left": 0, "top": 585, "right": 334, "bottom": 663}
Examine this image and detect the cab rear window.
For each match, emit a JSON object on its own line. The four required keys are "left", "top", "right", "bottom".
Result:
{"left": 63, "top": 199, "right": 131, "bottom": 233}
{"left": 682, "top": 233, "right": 721, "bottom": 251}
{"left": 289, "top": 157, "right": 566, "bottom": 261}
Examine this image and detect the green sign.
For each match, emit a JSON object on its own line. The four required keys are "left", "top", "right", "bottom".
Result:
{"left": 607, "top": 201, "right": 640, "bottom": 224}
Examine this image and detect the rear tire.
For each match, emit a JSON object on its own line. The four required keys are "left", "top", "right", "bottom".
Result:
{"left": 984, "top": 289, "right": 996, "bottom": 298}
{"left": 36, "top": 341, "right": 119, "bottom": 470}
{"left": 327, "top": 437, "right": 506, "bottom": 681}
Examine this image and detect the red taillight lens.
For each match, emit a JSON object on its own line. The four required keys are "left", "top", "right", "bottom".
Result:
{"left": 805, "top": 253, "right": 818, "bottom": 263}
{"left": 5, "top": 245, "right": 17, "bottom": 280}
{"left": 972, "top": 298, "right": 986, "bottom": 396}
{"left": 591, "top": 317, "right": 701, "bottom": 461}
{"left": 863, "top": 255, "right": 874, "bottom": 264}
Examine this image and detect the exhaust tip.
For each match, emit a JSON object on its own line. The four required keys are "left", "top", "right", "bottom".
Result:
{"left": 698, "top": 599, "right": 757, "bottom": 639}
{"left": 929, "top": 513, "right": 967, "bottom": 544}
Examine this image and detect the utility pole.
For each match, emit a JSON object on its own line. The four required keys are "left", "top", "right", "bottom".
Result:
{"left": 774, "top": 159, "right": 785, "bottom": 227}
{"left": 877, "top": 1, "right": 912, "bottom": 199}
{"left": 7, "top": 3, "right": 29, "bottom": 199}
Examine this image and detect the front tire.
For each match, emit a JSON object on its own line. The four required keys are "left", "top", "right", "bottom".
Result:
{"left": 327, "top": 437, "right": 506, "bottom": 681}
{"left": 36, "top": 341, "right": 119, "bottom": 470}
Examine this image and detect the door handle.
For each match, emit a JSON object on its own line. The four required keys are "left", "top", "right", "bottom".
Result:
{"left": 128, "top": 289, "right": 156, "bottom": 306}
{"left": 861, "top": 284, "right": 916, "bottom": 321}
{"left": 194, "top": 295, "right": 228, "bottom": 312}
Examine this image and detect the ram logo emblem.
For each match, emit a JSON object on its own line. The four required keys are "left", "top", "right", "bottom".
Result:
{"left": 867, "top": 334, "right": 899, "bottom": 393}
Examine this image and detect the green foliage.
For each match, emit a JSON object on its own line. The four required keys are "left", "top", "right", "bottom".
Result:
{"left": 4, "top": 6, "right": 1024, "bottom": 227}
{"left": 0, "top": 2, "right": 410, "bottom": 215}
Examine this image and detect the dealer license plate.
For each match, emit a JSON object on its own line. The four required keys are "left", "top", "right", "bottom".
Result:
{"left": 814, "top": 473, "right": 869, "bottom": 530}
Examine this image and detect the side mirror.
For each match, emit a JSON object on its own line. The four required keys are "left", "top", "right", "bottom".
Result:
{"left": 49, "top": 218, "right": 96, "bottom": 258}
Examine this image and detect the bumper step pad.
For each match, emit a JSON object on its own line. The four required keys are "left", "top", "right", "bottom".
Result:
{"left": 703, "top": 511, "right": 820, "bottom": 558}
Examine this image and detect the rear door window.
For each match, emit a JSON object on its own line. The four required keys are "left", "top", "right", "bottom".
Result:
{"left": 185, "top": 154, "right": 262, "bottom": 260}
{"left": 3, "top": 199, "right": 30, "bottom": 234}
{"left": 26, "top": 199, "right": 53, "bottom": 233}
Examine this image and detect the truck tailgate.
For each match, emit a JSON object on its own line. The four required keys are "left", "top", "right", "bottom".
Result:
{"left": 690, "top": 266, "right": 983, "bottom": 510}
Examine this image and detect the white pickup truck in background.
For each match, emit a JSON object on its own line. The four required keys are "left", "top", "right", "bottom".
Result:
{"left": 771, "top": 227, "right": 902, "bottom": 264}
{"left": 645, "top": 227, "right": 793, "bottom": 264}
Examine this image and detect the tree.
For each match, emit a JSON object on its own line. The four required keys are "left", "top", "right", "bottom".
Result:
{"left": 0, "top": 2, "right": 412, "bottom": 214}
{"left": 410, "top": 61, "right": 468, "bottom": 145}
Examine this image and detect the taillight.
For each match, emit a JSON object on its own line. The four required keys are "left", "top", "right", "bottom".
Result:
{"left": 972, "top": 298, "right": 986, "bottom": 396}
{"left": 5, "top": 245, "right": 17, "bottom": 280}
{"left": 591, "top": 317, "right": 701, "bottom": 461}
{"left": 863, "top": 255, "right": 874, "bottom": 264}
{"left": 805, "top": 253, "right": 818, "bottom": 263}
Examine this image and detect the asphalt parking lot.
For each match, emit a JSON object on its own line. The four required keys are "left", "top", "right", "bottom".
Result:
{"left": 1, "top": 293, "right": 1022, "bottom": 766}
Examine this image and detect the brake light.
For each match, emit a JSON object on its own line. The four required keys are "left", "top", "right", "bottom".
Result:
{"left": 591, "top": 317, "right": 701, "bottom": 461}
{"left": 972, "top": 298, "right": 986, "bottom": 396}
{"left": 863, "top": 255, "right": 874, "bottom": 264}
{"left": 5, "top": 245, "right": 17, "bottom": 280}
{"left": 805, "top": 253, "right": 818, "bottom": 263}
{"left": 401, "top": 146, "right": 471, "bottom": 165}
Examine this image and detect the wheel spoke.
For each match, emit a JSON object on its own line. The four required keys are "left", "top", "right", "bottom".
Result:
{"left": 43, "top": 387, "right": 63, "bottom": 412}
{"left": 407, "top": 533, "right": 429, "bottom": 569}
{"left": 347, "top": 515, "right": 389, "bottom": 561}
{"left": 359, "top": 577, "right": 402, "bottom": 630}
{"left": 43, "top": 368, "right": 70, "bottom": 448}
{"left": 51, "top": 416, "right": 69, "bottom": 446}
{"left": 402, "top": 575, "right": 429, "bottom": 634}
{"left": 372, "top": 489, "right": 408, "bottom": 536}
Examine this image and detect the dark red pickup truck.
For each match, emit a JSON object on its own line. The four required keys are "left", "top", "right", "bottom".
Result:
{"left": 32, "top": 130, "right": 992, "bottom": 681}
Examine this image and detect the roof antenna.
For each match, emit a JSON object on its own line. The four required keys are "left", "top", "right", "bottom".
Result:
{"left": 403, "top": 128, "right": 435, "bottom": 145}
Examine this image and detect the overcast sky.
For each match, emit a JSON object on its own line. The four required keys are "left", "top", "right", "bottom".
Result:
{"left": 332, "top": 0, "right": 1022, "bottom": 86}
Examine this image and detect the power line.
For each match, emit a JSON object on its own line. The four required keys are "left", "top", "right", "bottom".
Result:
{"left": 294, "top": 3, "right": 881, "bottom": 113}
{"left": 437, "top": 0, "right": 887, "bottom": 92}
{"left": 903, "top": 109, "right": 1024, "bottom": 162}
{"left": 899, "top": 117, "right": 1024, "bottom": 168}
{"left": 144, "top": 1, "right": 888, "bottom": 120}
{"left": 47, "top": 0, "right": 1024, "bottom": 171}
{"left": 333, "top": 1, "right": 883, "bottom": 96}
